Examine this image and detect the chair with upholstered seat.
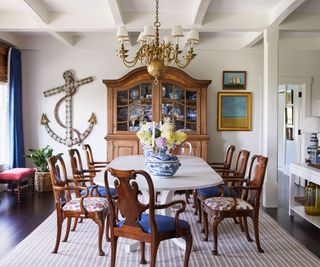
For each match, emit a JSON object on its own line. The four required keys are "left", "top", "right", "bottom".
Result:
{"left": 48, "top": 155, "right": 108, "bottom": 256}
{"left": 83, "top": 144, "right": 109, "bottom": 171}
{"left": 196, "top": 149, "right": 250, "bottom": 223}
{"left": 104, "top": 168, "right": 193, "bottom": 267}
{"left": 202, "top": 155, "right": 268, "bottom": 255}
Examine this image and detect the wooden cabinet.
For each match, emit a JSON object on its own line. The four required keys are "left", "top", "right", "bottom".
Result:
{"left": 104, "top": 67, "right": 211, "bottom": 161}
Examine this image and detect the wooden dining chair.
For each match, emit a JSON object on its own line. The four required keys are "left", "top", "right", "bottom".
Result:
{"left": 208, "top": 145, "right": 236, "bottom": 173}
{"left": 69, "top": 148, "right": 117, "bottom": 234}
{"left": 202, "top": 155, "right": 268, "bottom": 255}
{"left": 83, "top": 144, "right": 109, "bottom": 170}
{"left": 196, "top": 149, "right": 250, "bottom": 223}
{"left": 48, "top": 155, "right": 108, "bottom": 256}
{"left": 104, "top": 168, "right": 193, "bottom": 267}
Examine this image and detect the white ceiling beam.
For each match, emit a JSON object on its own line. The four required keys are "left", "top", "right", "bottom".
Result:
{"left": 107, "top": 0, "right": 124, "bottom": 26}
{"left": 241, "top": 32, "right": 263, "bottom": 48}
{"left": 241, "top": 0, "right": 306, "bottom": 49}
{"left": 18, "top": 0, "right": 74, "bottom": 47}
{"left": 191, "top": 0, "right": 211, "bottom": 27}
{"left": 50, "top": 32, "right": 74, "bottom": 47}
{"left": 18, "top": 0, "right": 48, "bottom": 24}
{"left": 269, "top": 0, "right": 306, "bottom": 26}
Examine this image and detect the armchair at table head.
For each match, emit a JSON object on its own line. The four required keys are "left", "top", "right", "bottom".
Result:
{"left": 104, "top": 167, "right": 193, "bottom": 267}
{"left": 178, "top": 141, "right": 193, "bottom": 156}
{"left": 48, "top": 155, "right": 108, "bottom": 256}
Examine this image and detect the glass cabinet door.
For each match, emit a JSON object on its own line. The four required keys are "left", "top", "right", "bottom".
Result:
{"left": 161, "top": 82, "right": 198, "bottom": 132}
{"left": 116, "top": 83, "right": 153, "bottom": 132}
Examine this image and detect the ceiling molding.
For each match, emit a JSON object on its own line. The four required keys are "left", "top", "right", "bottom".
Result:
{"left": 107, "top": 0, "right": 124, "bottom": 25}
{"left": 191, "top": 0, "right": 211, "bottom": 27}
{"left": 18, "top": 0, "right": 48, "bottom": 24}
{"left": 241, "top": 32, "right": 263, "bottom": 48}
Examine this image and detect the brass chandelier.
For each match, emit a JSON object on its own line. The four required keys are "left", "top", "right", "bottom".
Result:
{"left": 116, "top": 0, "right": 199, "bottom": 83}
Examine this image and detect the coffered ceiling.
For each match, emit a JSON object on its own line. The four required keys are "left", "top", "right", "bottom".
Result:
{"left": 0, "top": 0, "right": 319, "bottom": 50}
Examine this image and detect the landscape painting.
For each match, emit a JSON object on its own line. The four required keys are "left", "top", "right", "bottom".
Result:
{"left": 223, "top": 71, "right": 247, "bottom": 89}
{"left": 217, "top": 92, "right": 252, "bottom": 131}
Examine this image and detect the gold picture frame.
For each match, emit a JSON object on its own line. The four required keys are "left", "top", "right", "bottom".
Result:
{"left": 217, "top": 92, "right": 252, "bottom": 131}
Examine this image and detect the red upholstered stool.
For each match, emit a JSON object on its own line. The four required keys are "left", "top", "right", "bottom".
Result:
{"left": 0, "top": 168, "right": 36, "bottom": 203}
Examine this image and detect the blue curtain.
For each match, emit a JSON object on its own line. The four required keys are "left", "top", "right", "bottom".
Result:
{"left": 9, "top": 47, "right": 25, "bottom": 168}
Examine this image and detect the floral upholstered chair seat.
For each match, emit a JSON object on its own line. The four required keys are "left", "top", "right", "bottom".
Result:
{"left": 63, "top": 197, "right": 108, "bottom": 212}
{"left": 204, "top": 197, "right": 253, "bottom": 211}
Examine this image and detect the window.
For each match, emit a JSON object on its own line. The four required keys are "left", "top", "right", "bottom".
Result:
{"left": 0, "top": 82, "right": 9, "bottom": 166}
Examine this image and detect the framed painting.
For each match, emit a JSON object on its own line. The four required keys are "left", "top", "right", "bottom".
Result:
{"left": 285, "top": 90, "right": 293, "bottom": 105}
{"left": 217, "top": 92, "right": 252, "bottom": 131}
{"left": 222, "top": 71, "right": 247, "bottom": 89}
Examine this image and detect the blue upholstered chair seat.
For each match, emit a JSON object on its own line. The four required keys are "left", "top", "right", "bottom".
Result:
{"left": 80, "top": 185, "right": 116, "bottom": 197}
{"left": 197, "top": 184, "right": 237, "bottom": 198}
{"left": 118, "top": 214, "right": 190, "bottom": 234}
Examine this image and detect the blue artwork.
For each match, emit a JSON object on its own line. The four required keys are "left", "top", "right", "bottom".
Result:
{"left": 221, "top": 96, "right": 247, "bottom": 118}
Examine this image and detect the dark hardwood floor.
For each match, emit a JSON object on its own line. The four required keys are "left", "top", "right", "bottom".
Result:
{"left": 0, "top": 188, "right": 55, "bottom": 258}
{"left": 0, "top": 172, "right": 319, "bottom": 259}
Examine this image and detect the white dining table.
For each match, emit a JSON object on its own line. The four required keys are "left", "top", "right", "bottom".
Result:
{"left": 94, "top": 155, "right": 223, "bottom": 251}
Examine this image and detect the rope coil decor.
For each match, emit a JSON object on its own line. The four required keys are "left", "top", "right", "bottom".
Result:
{"left": 41, "top": 70, "right": 96, "bottom": 147}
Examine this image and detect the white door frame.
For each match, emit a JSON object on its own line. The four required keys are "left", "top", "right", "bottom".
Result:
{"left": 279, "top": 76, "right": 312, "bottom": 164}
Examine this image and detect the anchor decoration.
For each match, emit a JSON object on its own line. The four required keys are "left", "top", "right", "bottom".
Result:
{"left": 41, "top": 70, "right": 96, "bottom": 147}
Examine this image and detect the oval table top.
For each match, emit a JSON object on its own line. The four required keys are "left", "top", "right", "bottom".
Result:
{"left": 94, "top": 155, "right": 223, "bottom": 191}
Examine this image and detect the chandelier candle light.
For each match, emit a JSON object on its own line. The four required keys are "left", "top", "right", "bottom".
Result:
{"left": 116, "top": 0, "right": 199, "bottom": 83}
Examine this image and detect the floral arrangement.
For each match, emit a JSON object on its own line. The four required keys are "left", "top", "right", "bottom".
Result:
{"left": 137, "top": 118, "right": 187, "bottom": 155}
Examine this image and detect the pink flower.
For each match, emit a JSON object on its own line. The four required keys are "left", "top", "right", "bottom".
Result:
{"left": 156, "top": 137, "right": 167, "bottom": 148}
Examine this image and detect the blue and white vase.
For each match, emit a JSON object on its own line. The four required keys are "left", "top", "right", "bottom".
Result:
{"left": 145, "top": 149, "right": 181, "bottom": 177}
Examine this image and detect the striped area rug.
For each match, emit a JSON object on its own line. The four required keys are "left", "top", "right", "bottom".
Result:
{"left": 0, "top": 199, "right": 319, "bottom": 267}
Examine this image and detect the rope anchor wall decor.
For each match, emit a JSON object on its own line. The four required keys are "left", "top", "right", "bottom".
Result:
{"left": 41, "top": 70, "right": 96, "bottom": 147}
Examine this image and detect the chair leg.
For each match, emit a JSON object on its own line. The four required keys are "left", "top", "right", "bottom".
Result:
{"left": 193, "top": 190, "right": 197, "bottom": 214}
{"left": 252, "top": 214, "right": 264, "bottom": 253}
{"left": 140, "top": 242, "right": 147, "bottom": 264}
{"left": 71, "top": 218, "right": 78, "bottom": 231}
{"left": 31, "top": 175, "right": 35, "bottom": 195}
{"left": 95, "top": 214, "right": 105, "bottom": 256}
{"left": 53, "top": 212, "right": 63, "bottom": 253}
{"left": 211, "top": 221, "right": 219, "bottom": 255}
{"left": 150, "top": 241, "right": 159, "bottom": 267}
{"left": 105, "top": 216, "right": 110, "bottom": 242}
{"left": 183, "top": 232, "right": 193, "bottom": 267}
{"left": 62, "top": 217, "right": 71, "bottom": 242}
{"left": 17, "top": 183, "right": 21, "bottom": 204}
{"left": 197, "top": 199, "right": 202, "bottom": 223}
{"left": 243, "top": 216, "right": 253, "bottom": 242}
{"left": 202, "top": 210, "right": 209, "bottom": 241}
{"left": 239, "top": 217, "right": 245, "bottom": 232}
{"left": 110, "top": 236, "right": 118, "bottom": 267}
{"left": 185, "top": 191, "right": 190, "bottom": 204}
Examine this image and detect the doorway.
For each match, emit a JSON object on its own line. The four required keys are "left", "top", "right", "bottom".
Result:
{"left": 278, "top": 84, "right": 304, "bottom": 176}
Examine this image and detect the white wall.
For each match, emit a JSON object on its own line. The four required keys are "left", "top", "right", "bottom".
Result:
{"left": 22, "top": 49, "right": 264, "bottom": 172}
{"left": 21, "top": 48, "right": 320, "bottom": 174}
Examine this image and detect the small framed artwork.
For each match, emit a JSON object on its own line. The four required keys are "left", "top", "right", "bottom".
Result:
{"left": 217, "top": 92, "right": 252, "bottom": 131}
{"left": 286, "top": 90, "right": 293, "bottom": 105}
{"left": 285, "top": 106, "right": 293, "bottom": 126}
{"left": 286, "top": 127, "right": 294, "bottom": 140}
{"left": 222, "top": 71, "right": 247, "bottom": 89}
